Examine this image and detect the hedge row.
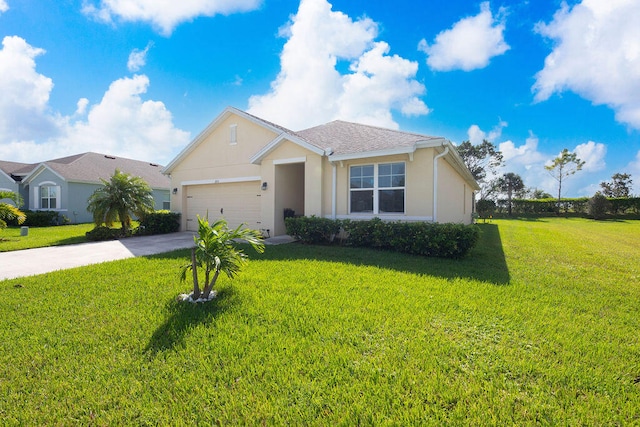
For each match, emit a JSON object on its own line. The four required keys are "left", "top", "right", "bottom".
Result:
{"left": 21, "top": 210, "right": 62, "bottom": 227}
{"left": 285, "top": 216, "right": 480, "bottom": 259}
{"left": 494, "top": 197, "right": 640, "bottom": 216}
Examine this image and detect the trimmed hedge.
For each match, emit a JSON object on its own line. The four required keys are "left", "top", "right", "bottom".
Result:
{"left": 22, "top": 210, "right": 60, "bottom": 227}
{"left": 137, "top": 210, "right": 181, "bottom": 235}
{"left": 285, "top": 216, "right": 480, "bottom": 259}
{"left": 284, "top": 216, "right": 341, "bottom": 245}
{"left": 494, "top": 197, "right": 640, "bottom": 217}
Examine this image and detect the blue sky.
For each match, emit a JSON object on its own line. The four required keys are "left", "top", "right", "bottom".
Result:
{"left": 1, "top": 0, "right": 639, "bottom": 196}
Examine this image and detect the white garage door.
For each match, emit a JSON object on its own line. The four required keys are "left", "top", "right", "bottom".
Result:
{"left": 185, "top": 182, "right": 262, "bottom": 232}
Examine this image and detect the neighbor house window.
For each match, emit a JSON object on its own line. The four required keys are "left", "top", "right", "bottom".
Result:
{"left": 40, "top": 185, "right": 57, "bottom": 209}
{"left": 350, "top": 162, "right": 405, "bottom": 214}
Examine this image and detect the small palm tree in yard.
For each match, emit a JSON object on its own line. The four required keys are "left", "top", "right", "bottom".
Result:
{"left": 87, "top": 169, "right": 155, "bottom": 235}
{"left": 180, "top": 216, "right": 265, "bottom": 302}
{"left": 0, "top": 190, "right": 26, "bottom": 236}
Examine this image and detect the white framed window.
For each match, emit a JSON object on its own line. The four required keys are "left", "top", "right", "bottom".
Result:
{"left": 350, "top": 162, "right": 405, "bottom": 214}
{"left": 40, "top": 185, "right": 58, "bottom": 210}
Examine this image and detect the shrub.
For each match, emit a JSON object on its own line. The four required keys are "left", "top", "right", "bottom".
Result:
{"left": 137, "top": 210, "right": 181, "bottom": 235}
{"left": 22, "top": 210, "right": 60, "bottom": 227}
{"left": 285, "top": 216, "right": 341, "bottom": 245}
{"left": 286, "top": 217, "right": 481, "bottom": 259}
{"left": 476, "top": 199, "right": 496, "bottom": 220}
{"left": 85, "top": 226, "right": 121, "bottom": 241}
{"left": 588, "top": 193, "right": 610, "bottom": 220}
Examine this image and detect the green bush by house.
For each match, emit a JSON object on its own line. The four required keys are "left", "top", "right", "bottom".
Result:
{"left": 137, "top": 210, "right": 180, "bottom": 235}
{"left": 285, "top": 216, "right": 480, "bottom": 259}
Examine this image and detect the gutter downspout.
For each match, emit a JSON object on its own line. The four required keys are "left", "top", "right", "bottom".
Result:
{"left": 331, "top": 162, "right": 337, "bottom": 219}
{"left": 433, "top": 144, "right": 449, "bottom": 223}
{"left": 326, "top": 148, "right": 336, "bottom": 220}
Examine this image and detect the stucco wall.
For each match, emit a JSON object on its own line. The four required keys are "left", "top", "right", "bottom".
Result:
{"left": 321, "top": 149, "right": 436, "bottom": 221}
{"left": 437, "top": 158, "right": 473, "bottom": 224}
{"left": 169, "top": 114, "right": 278, "bottom": 230}
{"left": 262, "top": 139, "right": 323, "bottom": 235}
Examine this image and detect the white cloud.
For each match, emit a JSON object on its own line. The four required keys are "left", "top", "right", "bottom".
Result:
{"left": 499, "top": 131, "right": 546, "bottom": 166}
{"left": 0, "top": 36, "right": 190, "bottom": 165}
{"left": 574, "top": 141, "right": 607, "bottom": 172}
{"left": 467, "top": 119, "right": 507, "bottom": 145}
{"left": 247, "top": 0, "right": 428, "bottom": 130}
{"left": 533, "top": 0, "right": 640, "bottom": 129}
{"left": 0, "top": 36, "right": 60, "bottom": 143}
{"left": 75, "top": 98, "right": 90, "bottom": 115}
{"left": 62, "top": 75, "right": 191, "bottom": 162}
{"left": 82, "top": 0, "right": 262, "bottom": 35}
{"left": 0, "top": 0, "right": 9, "bottom": 14}
{"left": 627, "top": 151, "right": 640, "bottom": 194}
{"left": 127, "top": 42, "right": 153, "bottom": 72}
{"left": 419, "top": 2, "right": 509, "bottom": 71}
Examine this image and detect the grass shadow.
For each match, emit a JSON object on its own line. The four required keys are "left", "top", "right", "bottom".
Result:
{"left": 251, "top": 223, "right": 511, "bottom": 285}
{"left": 144, "top": 286, "right": 238, "bottom": 356}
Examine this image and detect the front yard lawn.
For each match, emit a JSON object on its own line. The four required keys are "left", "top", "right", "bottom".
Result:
{"left": 0, "top": 223, "right": 94, "bottom": 252}
{"left": 1, "top": 218, "right": 639, "bottom": 424}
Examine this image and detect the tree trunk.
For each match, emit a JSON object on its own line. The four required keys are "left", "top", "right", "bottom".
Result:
{"left": 191, "top": 248, "right": 201, "bottom": 299}
{"left": 557, "top": 177, "right": 563, "bottom": 215}
{"left": 202, "top": 270, "right": 220, "bottom": 299}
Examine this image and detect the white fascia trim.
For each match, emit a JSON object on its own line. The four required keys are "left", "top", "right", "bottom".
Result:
{"left": 329, "top": 214, "right": 434, "bottom": 222}
{"left": 251, "top": 134, "right": 324, "bottom": 164}
{"left": 23, "top": 164, "right": 66, "bottom": 184}
{"left": 328, "top": 146, "right": 416, "bottom": 162}
{"left": 181, "top": 176, "right": 261, "bottom": 186}
{"left": 273, "top": 156, "right": 306, "bottom": 165}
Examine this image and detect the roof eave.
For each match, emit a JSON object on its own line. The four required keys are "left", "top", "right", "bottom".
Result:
{"left": 22, "top": 163, "right": 66, "bottom": 184}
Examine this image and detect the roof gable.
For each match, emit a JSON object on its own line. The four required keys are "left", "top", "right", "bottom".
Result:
{"left": 22, "top": 152, "right": 169, "bottom": 188}
{"left": 163, "top": 106, "right": 306, "bottom": 173}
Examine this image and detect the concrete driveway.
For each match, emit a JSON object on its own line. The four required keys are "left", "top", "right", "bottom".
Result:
{"left": 0, "top": 232, "right": 197, "bottom": 281}
{"left": 0, "top": 232, "right": 295, "bottom": 281}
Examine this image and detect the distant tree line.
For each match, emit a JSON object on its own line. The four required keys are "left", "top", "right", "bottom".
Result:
{"left": 456, "top": 140, "right": 638, "bottom": 220}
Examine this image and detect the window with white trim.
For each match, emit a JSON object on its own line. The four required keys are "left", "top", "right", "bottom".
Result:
{"left": 40, "top": 185, "right": 57, "bottom": 209}
{"left": 350, "top": 162, "right": 405, "bottom": 214}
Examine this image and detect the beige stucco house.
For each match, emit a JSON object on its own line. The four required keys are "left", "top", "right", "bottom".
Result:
{"left": 163, "top": 107, "right": 480, "bottom": 236}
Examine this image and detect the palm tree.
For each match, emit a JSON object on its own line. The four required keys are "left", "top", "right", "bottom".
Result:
{"left": 0, "top": 190, "right": 26, "bottom": 233}
{"left": 180, "top": 216, "right": 265, "bottom": 301}
{"left": 87, "top": 169, "right": 155, "bottom": 235}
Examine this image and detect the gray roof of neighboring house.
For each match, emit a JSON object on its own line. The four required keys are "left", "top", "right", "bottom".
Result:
{"left": 1, "top": 153, "right": 170, "bottom": 189}
{"left": 295, "top": 120, "right": 443, "bottom": 156}
{"left": 0, "top": 160, "right": 33, "bottom": 180}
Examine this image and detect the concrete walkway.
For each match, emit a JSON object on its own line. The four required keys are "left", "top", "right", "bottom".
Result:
{"left": 0, "top": 232, "right": 295, "bottom": 281}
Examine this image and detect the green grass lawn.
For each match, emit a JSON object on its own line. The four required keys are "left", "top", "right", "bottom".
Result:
{"left": 1, "top": 218, "right": 639, "bottom": 424}
{"left": 0, "top": 223, "right": 94, "bottom": 252}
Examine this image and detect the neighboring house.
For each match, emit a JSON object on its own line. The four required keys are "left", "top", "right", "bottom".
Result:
{"left": 0, "top": 153, "right": 171, "bottom": 224}
{"left": 164, "top": 107, "right": 480, "bottom": 236}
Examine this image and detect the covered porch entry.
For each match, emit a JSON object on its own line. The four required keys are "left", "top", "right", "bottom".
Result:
{"left": 273, "top": 162, "right": 304, "bottom": 236}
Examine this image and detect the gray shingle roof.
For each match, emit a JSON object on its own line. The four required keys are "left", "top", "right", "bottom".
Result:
{"left": 1, "top": 153, "right": 169, "bottom": 188}
{"left": 0, "top": 160, "right": 33, "bottom": 178}
{"left": 43, "top": 152, "right": 170, "bottom": 188}
{"left": 295, "top": 120, "right": 442, "bottom": 156}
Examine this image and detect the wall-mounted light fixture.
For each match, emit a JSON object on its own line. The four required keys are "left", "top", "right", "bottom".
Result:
{"left": 172, "top": 188, "right": 178, "bottom": 194}
{"left": 261, "top": 182, "right": 268, "bottom": 191}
